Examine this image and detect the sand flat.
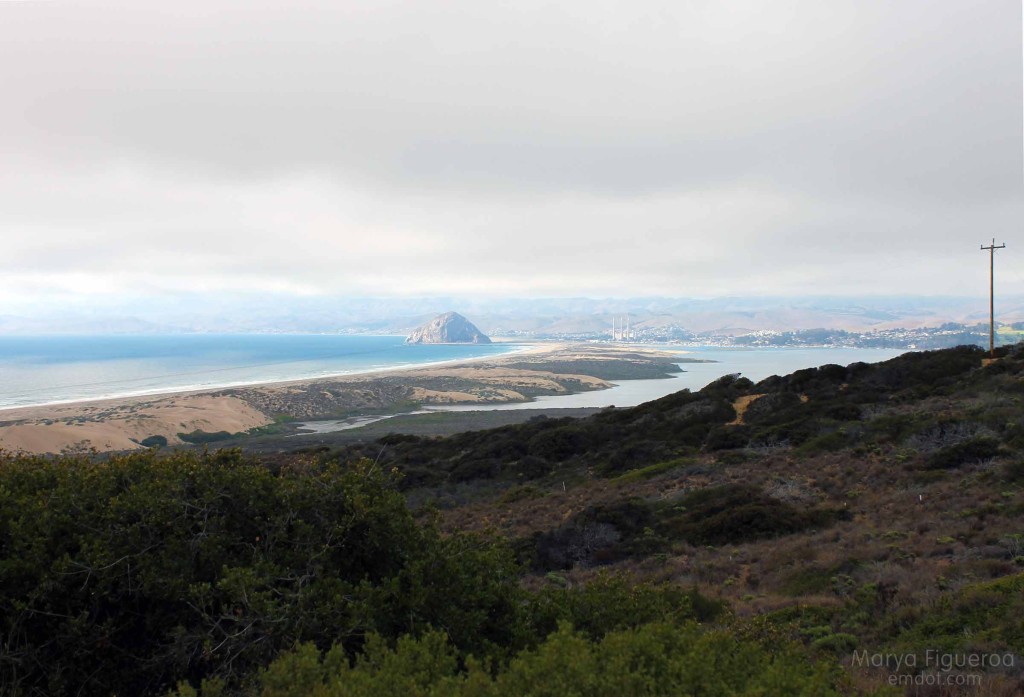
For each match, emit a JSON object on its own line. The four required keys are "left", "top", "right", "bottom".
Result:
{"left": 0, "top": 342, "right": 675, "bottom": 454}
{"left": 0, "top": 394, "right": 271, "bottom": 453}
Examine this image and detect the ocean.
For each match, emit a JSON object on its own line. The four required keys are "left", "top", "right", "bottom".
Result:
{"left": 0, "top": 334, "right": 521, "bottom": 410}
{"left": 0, "top": 337, "right": 910, "bottom": 414}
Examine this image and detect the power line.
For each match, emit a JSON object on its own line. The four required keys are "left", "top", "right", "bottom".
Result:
{"left": 980, "top": 238, "right": 1006, "bottom": 358}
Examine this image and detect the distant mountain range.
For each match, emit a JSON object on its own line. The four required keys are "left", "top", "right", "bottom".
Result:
{"left": 1, "top": 294, "right": 1021, "bottom": 340}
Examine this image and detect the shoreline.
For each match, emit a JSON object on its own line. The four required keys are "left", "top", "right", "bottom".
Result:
{"left": 0, "top": 341, "right": 673, "bottom": 454}
{"left": 0, "top": 340, "right": 900, "bottom": 414}
{"left": 0, "top": 343, "right": 907, "bottom": 455}
{"left": 0, "top": 340, "right": 549, "bottom": 414}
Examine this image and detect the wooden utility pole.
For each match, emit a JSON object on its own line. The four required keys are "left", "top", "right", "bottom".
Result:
{"left": 981, "top": 239, "right": 1006, "bottom": 358}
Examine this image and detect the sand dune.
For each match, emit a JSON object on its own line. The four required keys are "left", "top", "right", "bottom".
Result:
{"left": 0, "top": 395, "right": 270, "bottom": 454}
{"left": 0, "top": 343, "right": 673, "bottom": 455}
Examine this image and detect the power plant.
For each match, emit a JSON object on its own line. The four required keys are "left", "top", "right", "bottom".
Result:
{"left": 611, "top": 315, "right": 635, "bottom": 342}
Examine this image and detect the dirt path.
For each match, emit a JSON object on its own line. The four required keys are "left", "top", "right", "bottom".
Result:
{"left": 727, "top": 394, "right": 766, "bottom": 426}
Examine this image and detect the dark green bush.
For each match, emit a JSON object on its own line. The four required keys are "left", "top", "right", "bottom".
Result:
{"left": 596, "top": 440, "right": 671, "bottom": 476}
{"left": 177, "top": 429, "right": 234, "bottom": 443}
{"left": 824, "top": 403, "right": 862, "bottom": 421}
{"left": 742, "top": 392, "right": 804, "bottom": 423}
{"left": 242, "top": 621, "right": 850, "bottom": 697}
{"left": 887, "top": 573, "right": 1024, "bottom": 653}
{"left": 750, "top": 418, "right": 822, "bottom": 447}
{"left": 139, "top": 434, "right": 168, "bottom": 448}
{"left": 527, "top": 425, "right": 587, "bottom": 461}
{"left": 796, "top": 429, "right": 852, "bottom": 455}
{"left": 864, "top": 345, "right": 983, "bottom": 396}
{"left": 524, "top": 500, "right": 657, "bottom": 570}
{"left": 523, "top": 574, "right": 726, "bottom": 641}
{"left": 1004, "top": 459, "right": 1024, "bottom": 483}
{"left": 810, "top": 632, "right": 858, "bottom": 654}
{"left": 924, "top": 436, "right": 1002, "bottom": 470}
{"left": 704, "top": 425, "right": 749, "bottom": 451}
{"left": 659, "top": 484, "right": 848, "bottom": 546}
{"left": 863, "top": 414, "right": 922, "bottom": 443}
{"left": 0, "top": 450, "right": 521, "bottom": 696}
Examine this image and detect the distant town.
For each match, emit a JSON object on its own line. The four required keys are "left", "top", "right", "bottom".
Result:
{"left": 494, "top": 322, "right": 1022, "bottom": 350}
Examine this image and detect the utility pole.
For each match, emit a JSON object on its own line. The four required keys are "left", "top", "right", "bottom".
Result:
{"left": 981, "top": 239, "right": 1006, "bottom": 358}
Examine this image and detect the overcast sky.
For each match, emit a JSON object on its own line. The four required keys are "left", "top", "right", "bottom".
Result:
{"left": 1, "top": 0, "right": 1021, "bottom": 310}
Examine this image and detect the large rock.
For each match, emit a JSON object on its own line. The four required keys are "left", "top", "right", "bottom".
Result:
{"left": 405, "top": 312, "right": 492, "bottom": 344}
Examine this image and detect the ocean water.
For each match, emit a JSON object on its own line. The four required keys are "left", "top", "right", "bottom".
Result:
{"left": 0, "top": 334, "right": 521, "bottom": 410}
{"left": 429, "top": 346, "right": 908, "bottom": 412}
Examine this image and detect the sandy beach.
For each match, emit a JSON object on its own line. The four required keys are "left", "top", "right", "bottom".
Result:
{"left": 0, "top": 342, "right": 680, "bottom": 454}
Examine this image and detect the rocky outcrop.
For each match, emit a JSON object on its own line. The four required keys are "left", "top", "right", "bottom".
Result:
{"left": 405, "top": 312, "right": 492, "bottom": 344}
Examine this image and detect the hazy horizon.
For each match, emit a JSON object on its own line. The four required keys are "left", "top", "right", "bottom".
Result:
{"left": 1, "top": 292, "right": 1021, "bottom": 336}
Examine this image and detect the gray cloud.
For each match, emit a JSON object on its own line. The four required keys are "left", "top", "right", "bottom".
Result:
{"left": 0, "top": 0, "right": 1020, "bottom": 305}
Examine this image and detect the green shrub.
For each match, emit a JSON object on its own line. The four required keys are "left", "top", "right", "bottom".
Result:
{"left": 780, "top": 564, "right": 860, "bottom": 597}
{"left": 528, "top": 425, "right": 587, "bottom": 461}
{"left": 497, "top": 484, "right": 544, "bottom": 504}
{"left": 810, "top": 632, "right": 858, "bottom": 654}
{"left": 611, "top": 457, "right": 695, "bottom": 483}
{"left": 0, "top": 450, "right": 522, "bottom": 696}
{"left": 246, "top": 622, "right": 853, "bottom": 697}
{"left": 1004, "top": 458, "right": 1024, "bottom": 483}
{"left": 924, "top": 436, "right": 1002, "bottom": 470}
{"left": 796, "top": 430, "right": 850, "bottom": 455}
{"left": 139, "top": 434, "right": 168, "bottom": 448}
{"left": 742, "top": 392, "right": 805, "bottom": 425}
{"left": 659, "top": 484, "right": 849, "bottom": 546}
{"left": 703, "top": 425, "right": 750, "bottom": 451}
{"left": 523, "top": 499, "right": 657, "bottom": 570}
{"left": 596, "top": 440, "right": 673, "bottom": 477}
{"left": 715, "top": 449, "right": 749, "bottom": 465}
{"left": 177, "top": 429, "right": 235, "bottom": 444}
{"left": 887, "top": 573, "right": 1024, "bottom": 653}
{"left": 524, "top": 575, "right": 726, "bottom": 641}
{"left": 824, "top": 404, "right": 862, "bottom": 421}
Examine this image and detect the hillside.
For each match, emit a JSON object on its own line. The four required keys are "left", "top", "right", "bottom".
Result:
{"left": 2, "top": 344, "right": 1023, "bottom": 695}
{"left": 320, "top": 342, "right": 1024, "bottom": 693}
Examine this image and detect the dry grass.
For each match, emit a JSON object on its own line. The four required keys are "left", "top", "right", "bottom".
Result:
{"left": 437, "top": 445, "right": 1024, "bottom": 620}
{"left": 727, "top": 393, "right": 766, "bottom": 425}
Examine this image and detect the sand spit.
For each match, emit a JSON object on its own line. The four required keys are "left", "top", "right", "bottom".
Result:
{"left": 0, "top": 342, "right": 677, "bottom": 455}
